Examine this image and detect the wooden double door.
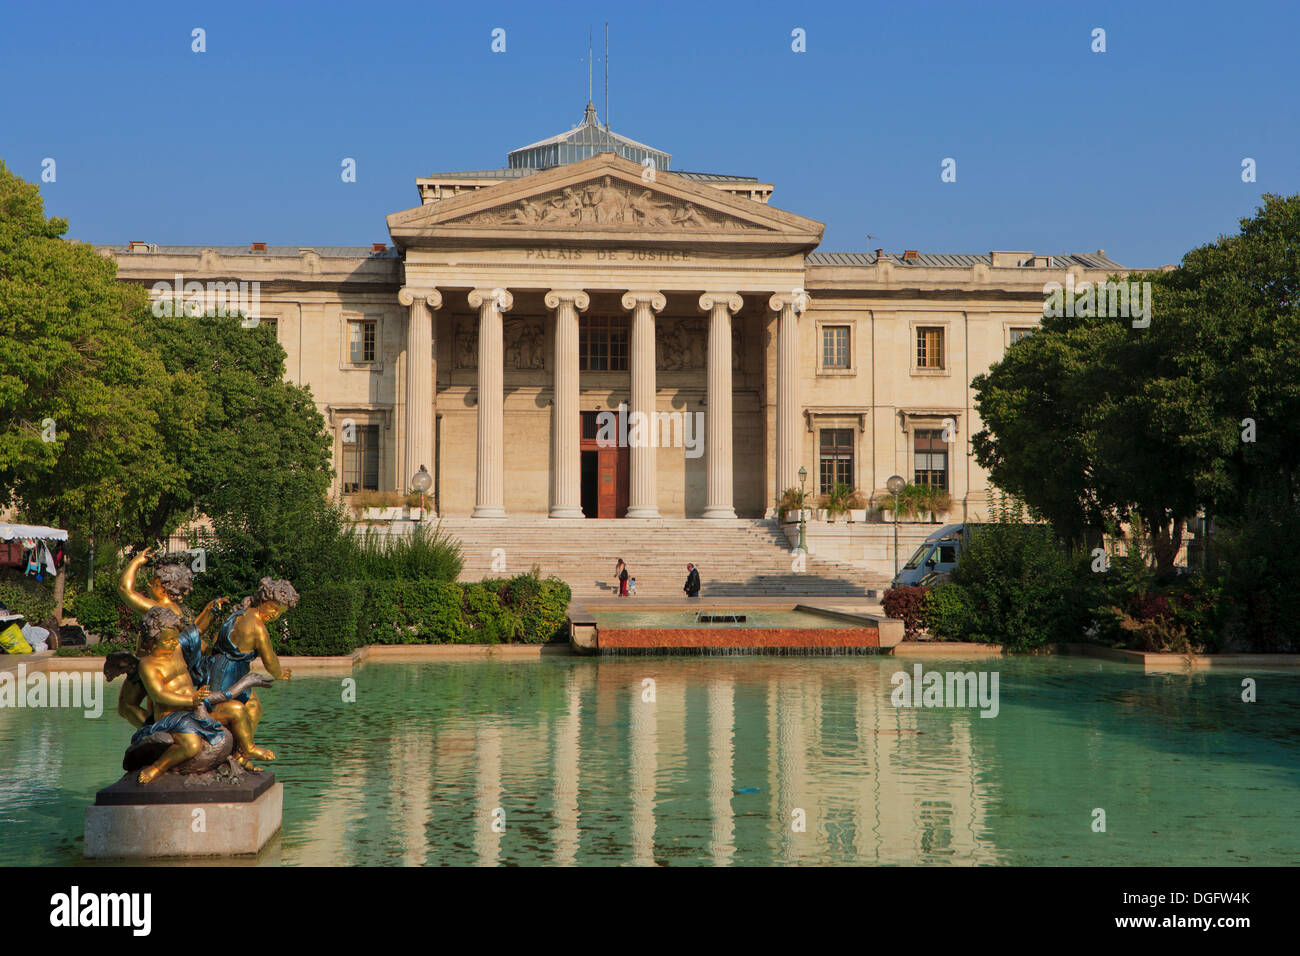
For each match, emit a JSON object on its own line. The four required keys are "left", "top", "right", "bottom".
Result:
{"left": 579, "top": 411, "right": 629, "bottom": 518}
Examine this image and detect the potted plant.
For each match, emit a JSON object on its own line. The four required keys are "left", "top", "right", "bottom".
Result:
{"left": 879, "top": 485, "right": 921, "bottom": 522}
{"left": 776, "top": 487, "right": 806, "bottom": 523}
{"left": 915, "top": 484, "right": 952, "bottom": 523}
{"left": 819, "top": 483, "right": 863, "bottom": 523}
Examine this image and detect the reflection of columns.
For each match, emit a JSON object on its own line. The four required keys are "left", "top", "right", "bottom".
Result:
{"left": 708, "top": 678, "right": 736, "bottom": 865}
{"left": 621, "top": 291, "right": 666, "bottom": 519}
{"left": 399, "top": 287, "right": 441, "bottom": 505}
{"left": 630, "top": 687, "right": 658, "bottom": 865}
{"left": 545, "top": 290, "right": 590, "bottom": 518}
{"left": 469, "top": 288, "right": 513, "bottom": 518}
{"left": 553, "top": 672, "right": 582, "bottom": 865}
{"left": 770, "top": 293, "right": 807, "bottom": 496}
{"left": 699, "top": 293, "right": 743, "bottom": 519}
{"left": 391, "top": 733, "right": 432, "bottom": 866}
{"left": 776, "top": 679, "right": 804, "bottom": 863}
{"left": 475, "top": 725, "right": 502, "bottom": 866}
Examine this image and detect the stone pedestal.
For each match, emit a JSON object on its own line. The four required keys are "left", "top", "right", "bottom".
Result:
{"left": 84, "top": 772, "right": 282, "bottom": 859}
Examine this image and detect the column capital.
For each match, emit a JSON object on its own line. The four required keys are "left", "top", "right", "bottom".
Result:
{"left": 544, "top": 290, "right": 591, "bottom": 312}
{"left": 769, "top": 289, "right": 810, "bottom": 315}
{"left": 468, "top": 287, "right": 514, "bottom": 312}
{"left": 698, "top": 292, "right": 743, "bottom": 315}
{"left": 399, "top": 287, "right": 443, "bottom": 310}
{"left": 621, "top": 290, "right": 666, "bottom": 313}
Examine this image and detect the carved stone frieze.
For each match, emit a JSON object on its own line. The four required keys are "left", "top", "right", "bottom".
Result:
{"left": 450, "top": 176, "right": 762, "bottom": 232}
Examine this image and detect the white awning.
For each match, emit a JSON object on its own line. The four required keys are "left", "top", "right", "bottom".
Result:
{"left": 0, "top": 523, "right": 69, "bottom": 542}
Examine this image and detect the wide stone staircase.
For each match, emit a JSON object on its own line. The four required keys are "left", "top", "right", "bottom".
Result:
{"left": 422, "top": 516, "right": 890, "bottom": 600}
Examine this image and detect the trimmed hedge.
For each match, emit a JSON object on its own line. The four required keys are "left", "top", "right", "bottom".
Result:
{"left": 362, "top": 580, "right": 471, "bottom": 644}
{"left": 276, "top": 572, "right": 571, "bottom": 655}
{"left": 279, "top": 582, "right": 362, "bottom": 656}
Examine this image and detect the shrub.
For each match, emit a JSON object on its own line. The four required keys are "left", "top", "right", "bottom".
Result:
{"left": 279, "top": 583, "right": 361, "bottom": 656}
{"left": 950, "top": 523, "right": 1088, "bottom": 651}
{"left": 0, "top": 575, "right": 56, "bottom": 624}
{"left": 70, "top": 589, "right": 120, "bottom": 637}
{"left": 273, "top": 570, "right": 572, "bottom": 655}
{"left": 361, "top": 580, "right": 470, "bottom": 644}
{"left": 922, "top": 583, "right": 979, "bottom": 640}
{"left": 882, "top": 585, "right": 931, "bottom": 639}
{"left": 490, "top": 569, "right": 570, "bottom": 644}
{"left": 461, "top": 582, "right": 515, "bottom": 643}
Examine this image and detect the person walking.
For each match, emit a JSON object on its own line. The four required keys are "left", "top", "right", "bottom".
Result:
{"left": 615, "top": 558, "right": 630, "bottom": 597}
{"left": 683, "top": 563, "right": 701, "bottom": 598}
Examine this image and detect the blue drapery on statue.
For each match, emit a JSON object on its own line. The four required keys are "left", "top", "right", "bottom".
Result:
{"left": 129, "top": 708, "right": 226, "bottom": 747}
{"left": 206, "top": 609, "right": 259, "bottom": 702}
{"left": 177, "top": 624, "right": 208, "bottom": 688}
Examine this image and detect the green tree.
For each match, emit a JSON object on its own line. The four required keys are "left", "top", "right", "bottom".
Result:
{"left": 0, "top": 160, "right": 194, "bottom": 555}
{"left": 972, "top": 194, "right": 1300, "bottom": 578}
{"left": 134, "top": 311, "right": 333, "bottom": 541}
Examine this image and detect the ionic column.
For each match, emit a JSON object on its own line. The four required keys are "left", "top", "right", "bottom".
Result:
{"left": 699, "top": 293, "right": 743, "bottom": 519}
{"left": 399, "top": 287, "right": 441, "bottom": 512}
{"left": 621, "top": 291, "right": 666, "bottom": 519}
{"left": 545, "top": 290, "right": 590, "bottom": 518}
{"left": 770, "top": 292, "right": 808, "bottom": 497}
{"left": 469, "top": 287, "right": 513, "bottom": 518}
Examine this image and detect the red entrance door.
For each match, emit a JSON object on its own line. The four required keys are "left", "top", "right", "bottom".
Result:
{"left": 581, "top": 412, "right": 629, "bottom": 517}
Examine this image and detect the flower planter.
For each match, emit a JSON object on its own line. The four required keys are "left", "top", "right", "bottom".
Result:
{"left": 849, "top": 509, "right": 868, "bottom": 523}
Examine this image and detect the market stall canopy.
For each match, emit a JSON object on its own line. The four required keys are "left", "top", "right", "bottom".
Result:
{"left": 0, "top": 523, "right": 68, "bottom": 542}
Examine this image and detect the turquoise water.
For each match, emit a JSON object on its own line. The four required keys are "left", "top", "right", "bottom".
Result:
{"left": 1, "top": 656, "right": 1297, "bottom": 865}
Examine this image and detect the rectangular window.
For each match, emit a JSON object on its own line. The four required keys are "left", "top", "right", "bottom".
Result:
{"left": 914, "top": 429, "right": 948, "bottom": 490}
{"left": 822, "top": 326, "right": 850, "bottom": 368}
{"left": 818, "top": 428, "right": 855, "bottom": 495}
{"left": 1008, "top": 326, "right": 1034, "bottom": 345}
{"left": 579, "top": 316, "right": 628, "bottom": 372}
{"left": 349, "top": 319, "right": 377, "bottom": 363}
{"left": 254, "top": 316, "right": 277, "bottom": 337}
{"left": 342, "top": 424, "right": 380, "bottom": 492}
{"left": 916, "top": 327, "right": 944, "bottom": 369}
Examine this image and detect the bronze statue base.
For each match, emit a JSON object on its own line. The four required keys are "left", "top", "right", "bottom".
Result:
{"left": 94, "top": 768, "right": 276, "bottom": 806}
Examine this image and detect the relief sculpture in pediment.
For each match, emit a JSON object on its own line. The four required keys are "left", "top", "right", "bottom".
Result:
{"left": 458, "top": 176, "right": 756, "bottom": 232}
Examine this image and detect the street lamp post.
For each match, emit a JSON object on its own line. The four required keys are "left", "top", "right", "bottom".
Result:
{"left": 887, "top": 474, "right": 906, "bottom": 579}
{"left": 410, "top": 465, "right": 433, "bottom": 521}
{"left": 797, "top": 466, "right": 808, "bottom": 554}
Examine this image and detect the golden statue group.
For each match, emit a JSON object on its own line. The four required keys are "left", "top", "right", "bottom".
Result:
{"left": 104, "top": 548, "right": 299, "bottom": 785}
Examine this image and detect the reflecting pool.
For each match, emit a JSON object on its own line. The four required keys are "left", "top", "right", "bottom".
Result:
{"left": 1, "top": 656, "right": 1297, "bottom": 865}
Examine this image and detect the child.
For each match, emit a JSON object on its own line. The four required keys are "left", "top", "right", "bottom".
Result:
{"left": 628, "top": 577, "right": 637, "bottom": 596}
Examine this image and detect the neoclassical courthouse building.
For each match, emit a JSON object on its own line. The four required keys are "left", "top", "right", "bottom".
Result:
{"left": 105, "top": 105, "right": 1124, "bottom": 522}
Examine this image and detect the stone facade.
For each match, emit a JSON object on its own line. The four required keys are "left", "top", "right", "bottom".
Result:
{"left": 102, "top": 123, "right": 1127, "bottom": 522}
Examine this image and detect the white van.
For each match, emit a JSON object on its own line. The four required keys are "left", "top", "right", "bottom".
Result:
{"left": 891, "top": 523, "right": 965, "bottom": 588}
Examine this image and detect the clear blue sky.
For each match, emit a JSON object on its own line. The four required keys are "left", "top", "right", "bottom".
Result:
{"left": 3, "top": 0, "right": 1296, "bottom": 267}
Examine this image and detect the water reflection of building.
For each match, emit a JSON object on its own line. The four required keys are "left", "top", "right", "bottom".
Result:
{"left": 288, "top": 661, "right": 997, "bottom": 865}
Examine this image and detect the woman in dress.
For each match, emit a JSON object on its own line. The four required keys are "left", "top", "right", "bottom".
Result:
{"left": 615, "top": 558, "right": 629, "bottom": 597}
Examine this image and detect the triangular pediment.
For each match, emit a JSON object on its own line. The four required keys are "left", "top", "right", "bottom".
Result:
{"left": 387, "top": 153, "right": 823, "bottom": 253}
